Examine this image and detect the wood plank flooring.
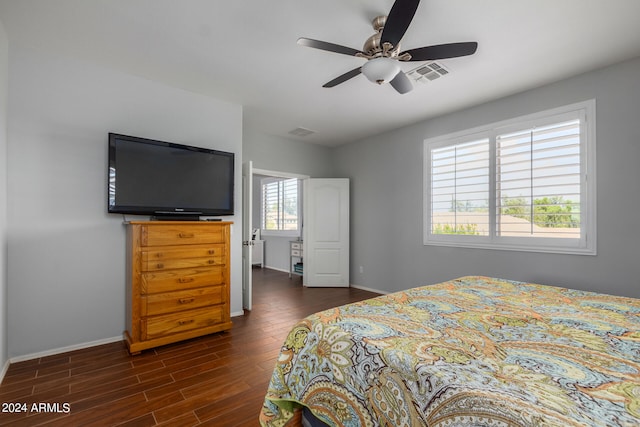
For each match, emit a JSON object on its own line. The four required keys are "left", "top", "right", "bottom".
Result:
{"left": 0, "top": 268, "right": 380, "bottom": 426}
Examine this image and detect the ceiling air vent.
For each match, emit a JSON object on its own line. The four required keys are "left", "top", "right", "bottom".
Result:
{"left": 288, "top": 127, "right": 315, "bottom": 137}
{"left": 406, "top": 61, "right": 450, "bottom": 85}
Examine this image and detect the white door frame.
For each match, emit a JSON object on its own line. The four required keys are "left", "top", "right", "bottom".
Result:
{"left": 242, "top": 161, "right": 254, "bottom": 311}
{"left": 253, "top": 168, "right": 309, "bottom": 180}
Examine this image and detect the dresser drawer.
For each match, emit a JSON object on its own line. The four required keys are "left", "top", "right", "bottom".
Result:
{"left": 141, "top": 266, "right": 225, "bottom": 294}
{"left": 143, "top": 244, "right": 224, "bottom": 263}
{"left": 143, "top": 286, "right": 224, "bottom": 316}
{"left": 142, "top": 252, "right": 224, "bottom": 272}
{"left": 141, "top": 224, "right": 225, "bottom": 246}
{"left": 142, "top": 305, "right": 225, "bottom": 340}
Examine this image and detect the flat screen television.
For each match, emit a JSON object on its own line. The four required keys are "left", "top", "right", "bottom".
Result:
{"left": 108, "top": 133, "right": 234, "bottom": 218}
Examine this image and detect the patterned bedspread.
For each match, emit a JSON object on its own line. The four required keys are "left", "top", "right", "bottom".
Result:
{"left": 260, "top": 276, "right": 640, "bottom": 426}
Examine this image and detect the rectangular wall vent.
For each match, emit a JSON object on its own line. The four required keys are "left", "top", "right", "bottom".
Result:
{"left": 406, "top": 61, "right": 450, "bottom": 85}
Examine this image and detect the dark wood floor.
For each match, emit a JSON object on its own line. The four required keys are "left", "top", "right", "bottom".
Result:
{"left": 0, "top": 268, "right": 379, "bottom": 426}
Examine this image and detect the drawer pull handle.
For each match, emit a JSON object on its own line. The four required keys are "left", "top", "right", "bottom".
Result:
{"left": 208, "top": 259, "right": 215, "bottom": 265}
{"left": 179, "top": 298, "right": 195, "bottom": 304}
{"left": 179, "top": 233, "right": 195, "bottom": 238}
{"left": 156, "top": 263, "right": 164, "bottom": 269}
{"left": 155, "top": 253, "right": 163, "bottom": 258}
{"left": 208, "top": 249, "right": 216, "bottom": 255}
{"left": 178, "top": 319, "right": 194, "bottom": 326}
{"left": 178, "top": 277, "right": 194, "bottom": 283}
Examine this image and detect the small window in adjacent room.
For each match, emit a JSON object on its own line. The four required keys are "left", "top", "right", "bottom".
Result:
{"left": 424, "top": 100, "right": 596, "bottom": 255}
{"left": 261, "top": 177, "right": 300, "bottom": 236}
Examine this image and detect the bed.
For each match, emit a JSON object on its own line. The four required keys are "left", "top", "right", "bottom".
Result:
{"left": 259, "top": 276, "right": 640, "bottom": 426}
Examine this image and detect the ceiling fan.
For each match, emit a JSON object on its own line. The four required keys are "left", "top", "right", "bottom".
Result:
{"left": 298, "top": 0, "right": 478, "bottom": 94}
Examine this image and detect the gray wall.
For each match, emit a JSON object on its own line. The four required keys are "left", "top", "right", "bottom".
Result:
{"left": 333, "top": 56, "right": 640, "bottom": 299}
{"left": 244, "top": 129, "right": 334, "bottom": 272}
{"left": 6, "top": 46, "right": 243, "bottom": 359}
{"left": 0, "top": 19, "right": 8, "bottom": 373}
{"left": 243, "top": 129, "right": 334, "bottom": 177}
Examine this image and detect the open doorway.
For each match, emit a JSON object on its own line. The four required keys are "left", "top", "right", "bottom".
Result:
{"left": 242, "top": 163, "right": 309, "bottom": 311}
{"left": 253, "top": 172, "right": 305, "bottom": 274}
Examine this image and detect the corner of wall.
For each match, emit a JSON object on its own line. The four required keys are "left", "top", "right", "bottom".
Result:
{"left": 0, "top": 16, "right": 9, "bottom": 382}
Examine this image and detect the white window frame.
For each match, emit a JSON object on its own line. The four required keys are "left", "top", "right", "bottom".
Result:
{"left": 261, "top": 177, "right": 301, "bottom": 238}
{"left": 424, "top": 100, "right": 596, "bottom": 255}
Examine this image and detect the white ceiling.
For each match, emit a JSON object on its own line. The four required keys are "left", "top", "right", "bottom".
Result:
{"left": 1, "top": 0, "right": 640, "bottom": 146}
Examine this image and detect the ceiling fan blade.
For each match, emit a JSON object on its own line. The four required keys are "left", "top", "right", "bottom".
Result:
{"left": 297, "top": 37, "right": 363, "bottom": 57}
{"left": 380, "top": 0, "right": 420, "bottom": 47}
{"left": 323, "top": 67, "right": 362, "bottom": 88}
{"left": 401, "top": 42, "right": 478, "bottom": 61}
{"left": 389, "top": 71, "right": 413, "bottom": 94}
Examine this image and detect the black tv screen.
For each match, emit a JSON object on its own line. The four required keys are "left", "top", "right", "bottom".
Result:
{"left": 108, "top": 133, "right": 234, "bottom": 217}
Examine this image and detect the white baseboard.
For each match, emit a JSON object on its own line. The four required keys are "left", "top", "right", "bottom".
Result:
{"left": 0, "top": 358, "right": 10, "bottom": 384}
{"left": 350, "top": 283, "right": 388, "bottom": 295}
{"left": 263, "top": 265, "right": 289, "bottom": 274}
{"left": 9, "top": 335, "right": 124, "bottom": 364}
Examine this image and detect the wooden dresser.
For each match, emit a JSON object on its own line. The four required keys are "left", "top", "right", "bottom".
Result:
{"left": 124, "top": 221, "right": 233, "bottom": 354}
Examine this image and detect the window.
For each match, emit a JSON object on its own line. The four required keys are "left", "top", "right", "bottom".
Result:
{"left": 424, "top": 100, "right": 596, "bottom": 255}
{"left": 261, "top": 178, "right": 300, "bottom": 235}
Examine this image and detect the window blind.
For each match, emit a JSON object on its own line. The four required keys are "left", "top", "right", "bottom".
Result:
{"left": 431, "top": 138, "right": 490, "bottom": 236}
{"left": 496, "top": 119, "right": 581, "bottom": 238}
{"left": 262, "top": 178, "right": 299, "bottom": 231}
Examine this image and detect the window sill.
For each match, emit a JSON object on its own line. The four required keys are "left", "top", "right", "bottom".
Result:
{"left": 423, "top": 238, "right": 596, "bottom": 256}
{"left": 261, "top": 230, "right": 301, "bottom": 238}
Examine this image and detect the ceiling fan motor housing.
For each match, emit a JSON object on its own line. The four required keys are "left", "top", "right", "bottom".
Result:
{"left": 363, "top": 15, "right": 401, "bottom": 57}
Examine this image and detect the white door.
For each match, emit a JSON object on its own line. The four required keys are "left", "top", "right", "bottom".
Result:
{"left": 303, "top": 178, "right": 349, "bottom": 287}
{"left": 242, "top": 161, "right": 253, "bottom": 311}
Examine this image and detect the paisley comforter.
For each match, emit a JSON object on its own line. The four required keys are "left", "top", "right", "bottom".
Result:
{"left": 260, "top": 276, "right": 640, "bottom": 426}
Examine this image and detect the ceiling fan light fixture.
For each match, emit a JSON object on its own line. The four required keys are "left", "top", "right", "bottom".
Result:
{"left": 361, "top": 57, "right": 400, "bottom": 85}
